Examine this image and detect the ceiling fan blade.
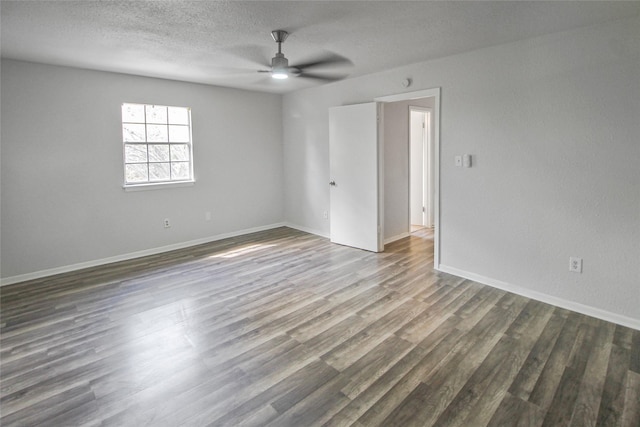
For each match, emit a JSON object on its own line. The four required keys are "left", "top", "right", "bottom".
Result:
{"left": 210, "top": 67, "right": 262, "bottom": 76}
{"left": 297, "top": 72, "right": 347, "bottom": 82}
{"left": 292, "top": 52, "right": 353, "bottom": 70}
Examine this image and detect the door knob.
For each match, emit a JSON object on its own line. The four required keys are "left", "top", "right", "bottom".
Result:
{"left": 329, "top": 181, "right": 336, "bottom": 186}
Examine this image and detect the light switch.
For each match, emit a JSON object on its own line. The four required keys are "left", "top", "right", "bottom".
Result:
{"left": 463, "top": 154, "right": 472, "bottom": 168}
{"left": 455, "top": 155, "right": 462, "bottom": 167}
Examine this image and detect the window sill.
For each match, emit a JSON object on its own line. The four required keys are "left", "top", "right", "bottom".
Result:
{"left": 123, "top": 181, "right": 195, "bottom": 192}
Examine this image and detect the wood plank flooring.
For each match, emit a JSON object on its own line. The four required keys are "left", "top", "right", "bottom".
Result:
{"left": 1, "top": 227, "right": 638, "bottom": 426}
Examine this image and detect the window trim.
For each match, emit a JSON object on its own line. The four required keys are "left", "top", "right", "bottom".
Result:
{"left": 121, "top": 102, "right": 195, "bottom": 189}
{"left": 122, "top": 181, "right": 195, "bottom": 192}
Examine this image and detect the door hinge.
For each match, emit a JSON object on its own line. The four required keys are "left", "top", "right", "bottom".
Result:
{"left": 422, "top": 206, "right": 426, "bottom": 212}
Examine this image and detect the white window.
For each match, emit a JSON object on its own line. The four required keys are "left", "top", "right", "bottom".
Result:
{"left": 122, "top": 103, "right": 194, "bottom": 187}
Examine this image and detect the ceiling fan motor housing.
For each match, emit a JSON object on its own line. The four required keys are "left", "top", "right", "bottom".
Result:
{"left": 272, "top": 52, "right": 288, "bottom": 70}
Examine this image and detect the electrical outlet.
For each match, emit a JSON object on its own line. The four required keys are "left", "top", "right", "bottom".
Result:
{"left": 164, "top": 218, "right": 171, "bottom": 228}
{"left": 323, "top": 211, "right": 328, "bottom": 219}
{"left": 569, "top": 257, "right": 582, "bottom": 273}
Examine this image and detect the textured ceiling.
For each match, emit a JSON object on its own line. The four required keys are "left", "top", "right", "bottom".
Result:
{"left": 2, "top": 1, "right": 639, "bottom": 94}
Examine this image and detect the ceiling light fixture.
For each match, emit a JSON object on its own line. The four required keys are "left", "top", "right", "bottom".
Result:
{"left": 271, "top": 30, "right": 289, "bottom": 79}
{"left": 257, "top": 29, "right": 351, "bottom": 83}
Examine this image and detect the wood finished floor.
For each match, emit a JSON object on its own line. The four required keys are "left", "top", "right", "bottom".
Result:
{"left": 1, "top": 227, "right": 639, "bottom": 427}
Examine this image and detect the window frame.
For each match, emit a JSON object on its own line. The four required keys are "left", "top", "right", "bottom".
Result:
{"left": 121, "top": 102, "right": 195, "bottom": 190}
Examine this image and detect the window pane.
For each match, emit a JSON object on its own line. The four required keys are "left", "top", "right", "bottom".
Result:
{"left": 125, "top": 164, "right": 148, "bottom": 183}
{"left": 147, "top": 124, "right": 168, "bottom": 142}
{"left": 171, "top": 162, "right": 191, "bottom": 180}
{"left": 125, "top": 144, "right": 148, "bottom": 163}
{"left": 149, "top": 163, "right": 170, "bottom": 181}
{"left": 123, "top": 103, "right": 193, "bottom": 187}
{"left": 168, "top": 125, "right": 190, "bottom": 142}
{"left": 122, "top": 103, "right": 145, "bottom": 123}
{"left": 170, "top": 144, "right": 190, "bottom": 161}
{"left": 123, "top": 123, "right": 146, "bottom": 142}
{"left": 168, "top": 107, "right": 190, "bottom": 125}
{"left": 148, "top": 144, "right": 170, "bottom": 162}
{"left": 146, "top": 105, "right": 167, "bottom": 124}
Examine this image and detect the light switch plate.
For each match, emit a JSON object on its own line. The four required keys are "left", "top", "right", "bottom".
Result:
{"left": 455, "top": 155, "right": 462, "bottom": 167}
{"left": 463, "top": 154, "right": 472, "bottom": 168}
{"left": 569, "top": 257, "right": 582, "bottom": 273}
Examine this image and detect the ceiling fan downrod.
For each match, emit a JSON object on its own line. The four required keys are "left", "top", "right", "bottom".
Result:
{"left": 270, "top": 30, "right": 290, "bottom": 79}
{"left": 271, "top": 30, "right": 289, "bottom": 51}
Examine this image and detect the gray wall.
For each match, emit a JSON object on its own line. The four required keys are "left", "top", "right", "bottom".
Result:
{"left": 283, "top": 16, "right": 640, "bottom": 325}
{"left": 1, "top": 60, "right": 284, "bottom": 280}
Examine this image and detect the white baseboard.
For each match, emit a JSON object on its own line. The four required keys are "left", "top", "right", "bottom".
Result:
{"left": 437, "top": 264, "right": 640, "bottom": 331}
{"left": 384, "top": 232, "right": 410, "bottom": 245}
{"left": 1, "top": 222, "right": 287, "bottom": 287}
{"left": 284, "top": 222, "right": 329, "bottom": 239}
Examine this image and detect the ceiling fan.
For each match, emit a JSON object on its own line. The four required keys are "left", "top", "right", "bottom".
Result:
{"left": 259, "top": 30, "right": 351, "bottom": 82}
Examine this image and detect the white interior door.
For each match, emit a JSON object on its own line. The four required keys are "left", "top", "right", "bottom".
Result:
{"left": 329, "top": 102, "right": 382, "bottom": 252}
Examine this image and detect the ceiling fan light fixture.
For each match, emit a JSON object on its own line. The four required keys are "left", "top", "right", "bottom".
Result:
{"left": 272, "top": 70, "right": 289, "bottom": 79}
{"left": 271, "top": 52, "right": 289, "bottom": 79}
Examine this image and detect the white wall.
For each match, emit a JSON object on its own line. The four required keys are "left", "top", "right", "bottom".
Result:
{"left": 1, "top": 60, "right": 284, "bottom": 281}
{"left": 283, "top": 16, "right": 640, "bottom": 326}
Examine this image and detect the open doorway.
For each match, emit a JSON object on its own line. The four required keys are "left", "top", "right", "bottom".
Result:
{"left": 410, "top": 107, "right": 433, "bottom": 233}
{"left": 375, "top": 88, "right": 440, "bottom": 267}
{"left": 327, "top": 89, "right": 441, "bottom": 264}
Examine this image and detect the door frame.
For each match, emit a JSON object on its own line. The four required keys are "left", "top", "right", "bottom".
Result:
{"left": 375, "top": 88, "right": 441, "bottom": 268}
{"left": 409, "top": 106, "right": 433, "bottom": 229}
